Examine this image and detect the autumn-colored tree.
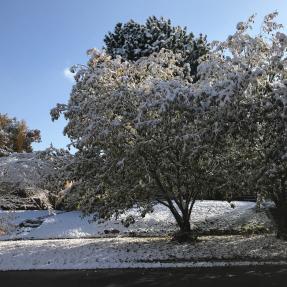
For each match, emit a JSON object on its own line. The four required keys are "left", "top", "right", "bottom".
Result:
{"left": 14, "top": 121, "right": 27, "bottom": 152}
{"left": 0, "top": 114, "right": 41, "bottom": 156}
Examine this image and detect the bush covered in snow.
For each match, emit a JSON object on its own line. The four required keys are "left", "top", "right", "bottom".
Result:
{"left": 0, "top": 146, "right": 72, "bottom": 210}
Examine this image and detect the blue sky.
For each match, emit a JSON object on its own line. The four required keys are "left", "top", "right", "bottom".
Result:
{"left": 1, "top": 0, "right": 287, "bottom": 151}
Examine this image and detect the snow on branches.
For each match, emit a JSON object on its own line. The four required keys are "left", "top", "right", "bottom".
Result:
{"left": 52, "top": 12, "right": 287, "bottom": 237}
{"left": 196, "top": 12, "right": 287, "bottom": 215}
{"left": 52, "top": 47, "right": 225, "bottom": 234}
{"left": 103, "top": 16, "right": 209, "bottom": 80}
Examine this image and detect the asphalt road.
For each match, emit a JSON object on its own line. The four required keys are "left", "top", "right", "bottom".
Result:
{"left": 1, "top": 265, "right": 287, "bottom": 287}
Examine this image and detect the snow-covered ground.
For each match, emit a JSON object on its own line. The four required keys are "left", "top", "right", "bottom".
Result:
{"left": 0, "top": 235, "right": 287, "bottom": 270}
{"left": 0, "top": 200, "right": 282, "bottom": 270}
{"left": 0, "top": 201, "right": 274, "bottom": 240}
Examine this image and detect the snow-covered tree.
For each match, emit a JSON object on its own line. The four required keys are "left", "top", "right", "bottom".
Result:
{"left": 195, "top": 12, "right": 287, "bottom": 238}
{"left": 0, "top": 114, "right": 41, "bottom": 156}
{"left": 51, "top": 49, "right": 226, "bottom": 240}
{"left": 104, "top": 16, "right": 208, "bottom": 80}
{"left": 52, "top": 12, "right": 287, "bottom": 240}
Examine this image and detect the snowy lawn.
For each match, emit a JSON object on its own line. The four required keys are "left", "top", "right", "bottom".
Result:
{"left": 0, "top": 200, "right": 282, "bottom": 270}
{"left": 0, "top": 201, "right": 274, "bottom": 240}
{"left": 0, "top": 235, "right": 287, "bottom": 270}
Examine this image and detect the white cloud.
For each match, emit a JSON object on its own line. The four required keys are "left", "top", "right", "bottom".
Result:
{"left": 63, "top": 67, "right": 75, "bottom": 82}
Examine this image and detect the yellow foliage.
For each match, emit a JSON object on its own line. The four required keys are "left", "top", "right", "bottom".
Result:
{"left": 15, "top": 121, "right": 27, "bottom": 152}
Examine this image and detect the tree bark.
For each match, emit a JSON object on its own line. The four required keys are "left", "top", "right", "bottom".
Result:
{"left": 179, "top": 217, "right": 191, "bottom": 233}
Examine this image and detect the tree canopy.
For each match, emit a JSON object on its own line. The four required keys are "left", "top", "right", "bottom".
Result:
{"left": 0, "top": 114, "right": 41, "bottom": 157}
{"left": 52, "top": 12, "right": 287, "bottom": 240}
{"left": 104, "top": 16, "right": 208, "bottom": 80}
{"left": 51, "top": 48, "right": 226, "bottom": 238}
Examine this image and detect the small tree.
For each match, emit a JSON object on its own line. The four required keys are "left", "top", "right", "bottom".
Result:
{"left": 104, "top": 16, "right": 209, "bottom": 80}
{"left": 0, "top": 114, "right": 41, "bottom": 156}
{"left": 52, "top": 49, "right": 225, "bottom": 240}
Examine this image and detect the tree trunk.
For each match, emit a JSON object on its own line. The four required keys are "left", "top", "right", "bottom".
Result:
{"left": 172, "top": 214, "right": 198, "bottom": 243}
{"left": 179, "top": 217, "right": 191, "bottom": 233}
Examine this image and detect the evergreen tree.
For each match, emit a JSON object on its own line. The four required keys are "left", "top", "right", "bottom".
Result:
{"left": 104, "top": 16, "right": 208, "bottom": 80}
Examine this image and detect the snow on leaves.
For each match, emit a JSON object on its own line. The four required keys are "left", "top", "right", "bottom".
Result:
{"left": 51, "top": 12, "right": 287, "bottom": 234}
